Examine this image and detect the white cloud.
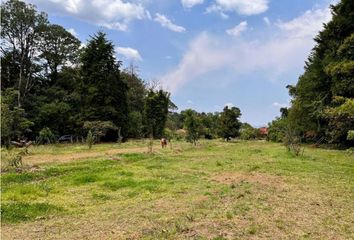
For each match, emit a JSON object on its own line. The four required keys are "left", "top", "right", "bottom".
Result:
{"left": 226, "top": 21, "right": 247, "bottom": 37}
{"left": 160, "top": 32, "right": 232, "bottom": 92}
{"left": 145, "top": 10, "right": 152, "bottom": 20}
{"left": 115, "top": 47, "right": 142, "bottom": 61}
{"left": 187, "top": 100, "right": 193, "bottom": 104}
{"left": 263, "top": 17, "right": 270, "bottom": 26}
{"left": 219, "top": 12, "right": 230, "bottom": 19}
{"left": 67, "top": 28, "right": 78, "bottom": 37}
{"left": 205, "top": 5, "right": 229, "bottom": 19}
{"left": 182, "top": 0, "right": 204, "bottom": 8}
{"left": 154, "top": 13, "right": 186, "bottom": 32}
{"left": 28, "top": 0, "right": 147, "bottom": 31}
{"left": 161, "top": 6, "right": 332, "bottom": 93}
{"left": 206, "top": 0, "right": 268, "bottom": 17}
{"left": 272, "top": 102, "right": 288, "bottom": 108}
{"left": 225, "top": 102, "right": 234, "bottom": 108}
{"left": 276, "top": 8, "right": 332, "bottom": 38}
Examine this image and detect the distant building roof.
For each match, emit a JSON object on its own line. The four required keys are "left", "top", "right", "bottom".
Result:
{"left": 259, "top": 127, "right": 268, "bottom": 135}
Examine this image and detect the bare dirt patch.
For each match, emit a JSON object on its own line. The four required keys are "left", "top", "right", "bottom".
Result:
{"left": 24, "top": 147, "right": 148, "bottom": 165}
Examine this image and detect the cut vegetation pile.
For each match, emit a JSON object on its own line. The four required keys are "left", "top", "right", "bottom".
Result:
{"left": 1, "top": 140, "right": 354, "bottom": 239}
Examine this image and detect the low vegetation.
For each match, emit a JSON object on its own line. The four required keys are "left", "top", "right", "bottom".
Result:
{"left": 1, "top": 140, "right": 353, "bottom": 239}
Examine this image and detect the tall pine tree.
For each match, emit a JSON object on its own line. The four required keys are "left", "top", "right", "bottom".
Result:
{"left": 80, "top": 32, "right": 128, "bottom": 139}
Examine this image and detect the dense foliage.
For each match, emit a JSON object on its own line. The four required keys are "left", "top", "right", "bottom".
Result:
{"left": 218, "top": 106, "right": 242, "bottom": 140}
{"left": 270, "top": 0, "right": 354, "bottom": 148}
{"left": 0, "top": 0, "right": 173, "bottom": 145}
{"left": 183, "top": 109, "right": 203, "bottom": 145}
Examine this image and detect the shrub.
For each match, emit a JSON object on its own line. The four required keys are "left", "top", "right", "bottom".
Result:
{"left": 175, "top": 129, "right": 187, "bottom": 141}
{"left": 86, "top": 130, "right": 95, "bottom": 149}
{"left": 240, "top": 124, "right": 257, "bottom": 140}
{"left": 83, "top": 121, "right": 118, "bottom": 142}
{"left": 1, "top": 147, "right": 29, "bottom": 171}
{"left": 37, "top": 127, "right": 56, "bottom": 144}
{"left": 164, "top": 128, "right": 174, "bottom": 141}
{"left": 267, "top": 118, "right": 287, "bottom": 142}
{"left": 284, "top": 128, "right": 303, "bottom": 156}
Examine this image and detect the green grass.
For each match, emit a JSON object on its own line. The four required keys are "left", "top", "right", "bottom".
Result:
{"left": 1, "top": 202, "right": 63, "bottom": 223}
{"left": 1, "top": 140, "right": 353, "bottom": 239}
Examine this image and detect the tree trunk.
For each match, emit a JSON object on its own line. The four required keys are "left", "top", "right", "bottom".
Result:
{"left": 18, "top": 68, "right": 22, "bottom": 107}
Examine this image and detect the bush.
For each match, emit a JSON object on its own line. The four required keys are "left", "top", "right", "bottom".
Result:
{"left": 175, "top": 129, "right": 187, "bottom": 141}
{"left": 164, "top": 128, "right": 175, "bottom": 141}
{"left": 1, "top": 148, "right": 29, "bottom": 171}
{"left": 240, "top": 124, "right": 257, "bottom": 140}
{"left": 37, "top": 127, "right": 56, "bottom": 144}
{"left": 284, "top": 128, "right": 303, "bottom": 156}
{"left": 83, "top": 121, "right": 118, "bottom": 142}
{"left": 267, "top": 118, "right": 287, "bottom": 142}
{"left": 86, "top": 130, "right": 95, "bottom": 149}
{"left": 347, "top": 130, "right": 354, "bottom": 140}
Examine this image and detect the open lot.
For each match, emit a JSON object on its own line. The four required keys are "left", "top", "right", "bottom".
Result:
{"left": 1, "top": 140, "right": 354, "bottom": 239}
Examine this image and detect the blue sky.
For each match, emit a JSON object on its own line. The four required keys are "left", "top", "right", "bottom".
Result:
{"left": 27, "top": 0, "right": 336, "bottom": 126}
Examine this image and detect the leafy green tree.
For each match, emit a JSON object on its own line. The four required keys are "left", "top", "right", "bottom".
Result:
{"left": 218, "top": 106, "right": 242, "bottom": 140}
{"left": 144, "top": 89, "right": 170, "bottom": 138}
{"left": 200, "top": 112, "right": 220, "bottom": 139}
{"left": 121, "top": 65, "right": 147, "bottom": 114}
{"left": 126, "top": 111, "right": 143, "bottom": 138}
{"left": 267, "top": 117, "right": 287, "bottom": 142}
{"left": 324, "top": 97, "right": 354, "bottom": 146}
{"left": 25, "top": 66, "right": 82, "bottom": 138}
{"left": 80, "top": 32, "right": 128, "bottom": 138}
{"left": 11, "top": 107, "right": 35, "bottom": 140}
{"left": 1, "top": 101, "right": 13, "bottom": 148}
{"left": 1, "top": 89, "right": 33, "bottom": 144}
{"left": 183, "top": 109, "right": 203, "bottom": 145}
{"left": 166, "top": 112, "right": 184, "bottom": 131}
{"left": 286, "top": 0, "right": 354, "bottom": 146}
{"left": 1, "top": 0, "right": 48, "bottom": 107}
{"left": 39, "top": 24, "right": 80, "bottom": 83}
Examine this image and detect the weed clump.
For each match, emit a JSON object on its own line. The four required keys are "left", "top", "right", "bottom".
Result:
{"left": 2, "top": 147, "right": 29, "bottom": 171}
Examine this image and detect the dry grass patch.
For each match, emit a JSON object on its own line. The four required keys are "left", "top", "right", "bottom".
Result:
{"left": 211, "top": 172, "right": 287, "bottom": 191}
{"left": 23, "top": 147, "right": 148, "bottom": 165}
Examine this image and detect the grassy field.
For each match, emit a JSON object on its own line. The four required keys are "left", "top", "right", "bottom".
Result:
{"left": 1, "top": 140, "right": 353, "bottom": 239}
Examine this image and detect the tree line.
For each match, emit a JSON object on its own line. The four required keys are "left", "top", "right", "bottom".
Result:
{"left": 268, "top": 0, "right": 354, "bottom": 148}
{"left": 1, "top": 0, "right": 248, "bottom": 146}
{"left": 0, "top": 0, "right": 172, "bottom": 145}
